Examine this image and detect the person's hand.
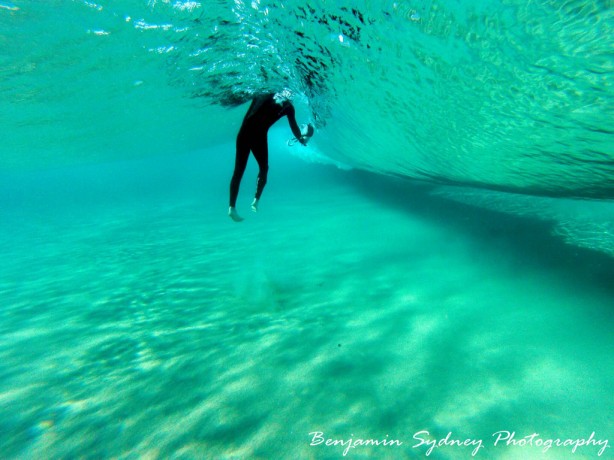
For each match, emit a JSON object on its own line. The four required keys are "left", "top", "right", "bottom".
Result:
{"left": 299, "top": 136, "right": 308, "bottom": 146}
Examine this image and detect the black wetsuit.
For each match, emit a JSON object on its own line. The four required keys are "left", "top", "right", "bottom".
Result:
{"left": 229, "top": 94, "right": 303, "bottom": 208}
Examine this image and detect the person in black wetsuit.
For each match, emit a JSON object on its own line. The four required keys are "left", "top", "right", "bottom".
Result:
{"left": 228, "top": 92, "right": 313, "bottom": 222}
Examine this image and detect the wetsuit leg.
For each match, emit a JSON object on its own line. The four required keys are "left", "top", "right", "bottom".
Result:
{"left": 229, "top": 134, "right": 250, "bottom": 207}
{"left": 251, "top": 134, "right": 269, "bottom": 200}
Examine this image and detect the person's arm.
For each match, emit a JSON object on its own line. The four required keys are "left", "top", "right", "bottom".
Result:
{"left": 284, "top": 103, "right": 305, "bottom": 143}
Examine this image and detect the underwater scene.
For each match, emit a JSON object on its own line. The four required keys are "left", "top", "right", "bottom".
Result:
{"left": 1, "top": 0, "right": 613, "bottom": 458}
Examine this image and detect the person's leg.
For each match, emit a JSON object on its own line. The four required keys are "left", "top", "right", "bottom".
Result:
{"left": 229, "top": 134, "right": 250, "bottom": 221}
{"left": 250, "top": 135, "right": 269, "bottom": 212}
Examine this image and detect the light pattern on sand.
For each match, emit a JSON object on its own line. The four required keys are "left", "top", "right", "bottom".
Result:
{"left": 1, "top": 154, "right": 612, "bottom": 458}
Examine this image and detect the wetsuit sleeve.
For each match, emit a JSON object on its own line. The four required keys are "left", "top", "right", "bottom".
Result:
{"left": 285, "top": 104, "right": 303, "bottom": 140}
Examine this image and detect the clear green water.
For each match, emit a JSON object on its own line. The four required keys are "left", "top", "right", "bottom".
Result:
{"left": 2, "top": 0, "right": 613, "bottom": 195}
{"left": 1, "top": 1, "right": 613, "bottom": 459}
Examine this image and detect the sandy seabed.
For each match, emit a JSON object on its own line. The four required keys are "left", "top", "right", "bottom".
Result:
{"left": 0, "top": 144, "right": 612, "bottom": 459}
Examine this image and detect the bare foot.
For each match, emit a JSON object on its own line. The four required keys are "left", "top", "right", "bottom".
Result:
{"left": 251, "top": 198, "right": 259, "bottom": 213}
{"left": 228, "top": 207, "right": 244, "bottom": 222}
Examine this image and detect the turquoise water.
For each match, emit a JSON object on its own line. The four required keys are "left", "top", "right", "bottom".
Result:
{"left": 1, "top": 1, "right": 614, "bottom": 459}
